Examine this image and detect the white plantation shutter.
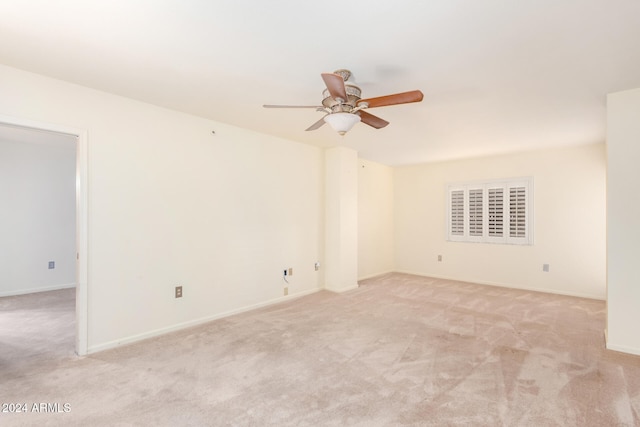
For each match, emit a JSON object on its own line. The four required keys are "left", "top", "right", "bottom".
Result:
{"left": 468, "top": 189, "right": 483, "bottom": 237}
{"left": 508, "top": 185, "right": 528, "bottom": 242}
{"left": 447, "top": 178, "right": 532, "bottom": 245}
{"left": 488, "top": 187, "right": 504, "bottom": 237}
{"left": 449, "top": 189, "right": 465, "bottom": 239}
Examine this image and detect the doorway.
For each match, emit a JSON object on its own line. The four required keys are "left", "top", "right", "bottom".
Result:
{"left": 0, "top": 115, "right": 88, "bottom": 356}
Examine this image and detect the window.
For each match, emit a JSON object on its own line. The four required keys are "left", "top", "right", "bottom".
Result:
{"left": 447, "top": 177, "right": 533, "bottom": 245}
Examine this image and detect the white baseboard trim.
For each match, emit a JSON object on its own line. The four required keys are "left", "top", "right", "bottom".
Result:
{"left": 0, "top": 283, "right": 76, "bottom": 297}
{"left": 358, "top": 270, "right": 394, "bottom": 281}
{"left": 88, "top": 287, "right": 322, "bottom": 354}
{"left": 394, "top": 270, "right": 606, "bottom": 301}
{"left": 324, "top": 283, "right": 359, "bottom": 294}
{"left": 605, "top": 342, "right": 640, "bottom": 356}
{"left": 604, "top": 324, "right": 640, "bottom": 356}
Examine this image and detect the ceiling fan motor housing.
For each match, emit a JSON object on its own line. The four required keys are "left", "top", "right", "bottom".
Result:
{"left": 322, "top": 84, "right": 361, "bottom": 112}
{"left": 321, "top": 68, "right": 362, "bottom": 113}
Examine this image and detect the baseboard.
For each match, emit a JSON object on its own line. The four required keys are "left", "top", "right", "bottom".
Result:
{"left": 0, "top": 283, "right": 76, "bottom": 297}
{"left": 358, "top": 270, "right": 394, "bottom": 281}
{"left": 605, "top": 342, "right": 640, "bottom": 356}
{"left": 604, "top": 324, "right": 640, "bottom": 356}
{"left": 324, "top": 283, "right": 359, "bottom": 294}
{"left": 394, "top": 270, "right": 606, "bottom": 301}
{"left": 88, "top": 287, "right": 322, "bottom": 354}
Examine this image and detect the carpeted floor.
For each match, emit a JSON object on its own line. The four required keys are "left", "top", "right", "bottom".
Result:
{"left": 1, "top": 273, "right": 639, "bottom": 426}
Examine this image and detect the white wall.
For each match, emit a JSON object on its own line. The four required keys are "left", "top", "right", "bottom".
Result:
{"left": 606, "top": 87, "right": 640, "bottom": 355}
{"left": 394, "top": 143, "right": 607, "bottom": 299}
{"left": 0, "top": 64, "right": 324, "bottom": 352}
{"left": 358, "top": 158, "right": 394, "bottom": 280}
{"left": 0, "top": 138, "right": 76, "bottom": 296}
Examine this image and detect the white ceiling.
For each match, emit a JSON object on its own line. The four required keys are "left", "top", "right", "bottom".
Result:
{"left": 1, "top": 1, "right": 639, "bottom": 166}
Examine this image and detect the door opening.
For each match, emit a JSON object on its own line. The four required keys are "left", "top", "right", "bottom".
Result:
{"left": 0, "top": 115, "right": 88, "bottom": 356}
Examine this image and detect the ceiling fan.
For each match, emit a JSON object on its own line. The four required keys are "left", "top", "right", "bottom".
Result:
{"left": 263, "top": 69, "right": 424, "bottom": 135}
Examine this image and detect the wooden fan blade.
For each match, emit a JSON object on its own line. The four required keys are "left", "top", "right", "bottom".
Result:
{"left": 357, "top": 90, "right": 424, "bottom": 108}
{"left": 358, "top": 110, "right": 389, "bottom": 129}
{"left": 305, "top": 116, "right": 327, "bottom": 131}
{"left": 321, "top": 73, "right": 348, "bottom": 102}
{"left": 263, "top": 104, "right": 321, "bottom": 108}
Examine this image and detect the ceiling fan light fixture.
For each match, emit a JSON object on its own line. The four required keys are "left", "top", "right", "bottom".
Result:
{"left": 323, "top": 112, "right": 361, "bottom": 135}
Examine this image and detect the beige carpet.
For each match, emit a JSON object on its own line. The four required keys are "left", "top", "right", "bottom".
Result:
{"left": 1, "top": 273, "right": 639, "bottom": 426}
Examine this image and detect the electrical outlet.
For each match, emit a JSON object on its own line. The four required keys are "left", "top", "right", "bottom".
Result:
{"left": 48, "top": 261, "right": 55, "bottom": 269}
{"left": 314, "top": 262, "right": 320, "bottom": 271}
{"left": 288, "top": 268, "right": 293, "bottom": 276}
{"left": 543, "top": 264, "right": 550, "bottom": 272}
{"left": 437, "top": 255, "right": 442, "bottom": 262}
{"left": 284, "top": 287, "right": 288, "bottom": 296}
{"left": 175, "top": 286, "right": 183, "bottom": 298}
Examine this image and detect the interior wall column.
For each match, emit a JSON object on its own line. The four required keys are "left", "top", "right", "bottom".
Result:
{"left": 606, "top": 87, "right": 640, "bottom": 355}
{"left": 324, "top": 146, "right": 358, "bottom": 292}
